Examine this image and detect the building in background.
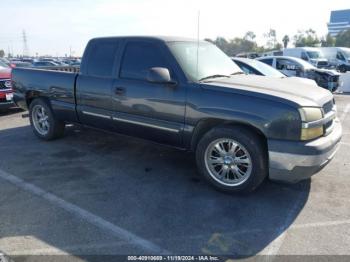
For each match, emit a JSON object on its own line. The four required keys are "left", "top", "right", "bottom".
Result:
{"left": 328, "top": 9, "right": 350, "bottom": 37}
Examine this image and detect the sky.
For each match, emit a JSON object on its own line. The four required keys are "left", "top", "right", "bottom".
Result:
{"left": 0, "top": 0, "right": 349, "bottom": 57}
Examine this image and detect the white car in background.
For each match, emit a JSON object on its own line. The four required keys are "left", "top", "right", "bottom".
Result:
{"left": 231, "top": 57, "right": 318, "bottom": 86}
{"left": 257, "top": 56, "right": 341, "bottom": 92}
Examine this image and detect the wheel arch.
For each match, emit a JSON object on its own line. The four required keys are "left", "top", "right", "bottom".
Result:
{"left": 190, "top": 118, "right": 268, "bottom": 152}
{"left": 26, "top": 91, "right": 51, "bottom": 109}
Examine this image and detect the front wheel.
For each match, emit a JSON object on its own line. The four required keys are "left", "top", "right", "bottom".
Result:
{"left": 196, "top": 126, "right": 267, "bottom": 193}
{"left": 29, "top": 98, "right": 65, "bottom": 140}
{"left": 338, "top": 65, "right": 347, "bottom": 73}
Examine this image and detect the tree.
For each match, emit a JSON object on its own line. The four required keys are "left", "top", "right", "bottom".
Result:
{"left": 264, "top": 29, "right": 277, "bottom": 50}
{"left": 294, "top": 29, "right": 320, "bottom": 47}
{"left": 321, "top": 34, "right": 336, "bottom": 47}
{"left": 335, "top": 29, "right": 350, "bottom": 47}
{"left": 282, "top": 35, "right": 290, "bottom": 48}
{"left": 0, "top": 50, "right": 5, "bottom": 58}
{"left": 243, "top": 31, "right": 256, "bottom": 42}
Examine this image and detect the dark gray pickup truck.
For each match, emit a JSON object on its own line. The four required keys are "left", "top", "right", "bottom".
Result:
{"left": 12, "top": 36, "right": 342, "bottom": 193}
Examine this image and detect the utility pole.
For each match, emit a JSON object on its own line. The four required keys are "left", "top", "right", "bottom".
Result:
{"left": 22, "top": 30, "right": 29, "bottom": 57}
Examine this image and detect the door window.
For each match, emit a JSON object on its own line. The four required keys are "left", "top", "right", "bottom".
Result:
{"left": 87, "top": 42, "right": 119, "bottom": 77}
{"left": 336, "top": 51, "right": 346, "bottom": 61}
{"left": 120, "top": 42, "right": 168, "bottom": 81}
{"left": 301, "top": 52, "right": 309, "bottom": 61}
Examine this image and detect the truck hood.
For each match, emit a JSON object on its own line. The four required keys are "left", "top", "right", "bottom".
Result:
{"left": 202, "top": 74, "right": 333, "bottom": 108}
{"left": 0, "top": 67, "right": 11, "bottom": 79}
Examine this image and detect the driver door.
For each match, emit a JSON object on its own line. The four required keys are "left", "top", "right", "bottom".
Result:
{"left": 111, "top": 40, "right": 186, "bottom": 147}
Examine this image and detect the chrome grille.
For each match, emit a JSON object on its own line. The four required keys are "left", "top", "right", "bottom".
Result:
{"left": 322, "top": 100, "right": 336, "bottom": 135}
{"left": 323, "top": 100, "right": 334, "bottom": 114}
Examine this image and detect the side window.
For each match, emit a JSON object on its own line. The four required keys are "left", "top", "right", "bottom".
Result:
{"left": 336, "top": 51, "right": 345, "bottom": 61}
{"left": 276, "top": 59, "right": 299, "bottom": 71}
{"left": 301, "top": 52, "right": 309, "bottom": 61}
{"left": 87, "top": 42, "right": 119, "bottom": 77}
{"left": 260, "top": 58, "right": 273, "bottom": 66}
{"left": 120, "top": 42, "right": 168, "bottom": 81}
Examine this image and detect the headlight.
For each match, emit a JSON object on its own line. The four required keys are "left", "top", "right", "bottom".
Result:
{"left": 299, "top": 107, "right": 324, "bottom": 140}
{"left": 4, "top": 80, "right": 12, "bottom": 89}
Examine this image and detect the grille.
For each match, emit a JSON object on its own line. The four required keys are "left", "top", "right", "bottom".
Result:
{"left": 322, "top": 100, "right": 336, "bottom": 135}
{"left": 323, "top": 100, "right": 334, "bottom": 114}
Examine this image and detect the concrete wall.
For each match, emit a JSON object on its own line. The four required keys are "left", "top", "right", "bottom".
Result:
{"left": 339, "top": 72, "right": 350, "bottom": 92}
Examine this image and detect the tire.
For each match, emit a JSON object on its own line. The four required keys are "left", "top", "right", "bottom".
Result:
{"left": 196, "top": 126, "right": 267, "bottom": 193}
{"left": 338, "top": 65, "right": 347, "bottom": 73}
{"left": 29, "top": 98, "right": 65, "bottom": 140}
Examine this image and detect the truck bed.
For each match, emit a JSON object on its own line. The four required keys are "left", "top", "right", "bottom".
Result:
{"left": 12, "top": 68, "right": 79, "bottom": 123}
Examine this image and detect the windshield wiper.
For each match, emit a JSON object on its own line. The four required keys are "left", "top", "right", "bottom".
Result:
{"left": 199, "top": 74, "right": 230, "bottom": 82}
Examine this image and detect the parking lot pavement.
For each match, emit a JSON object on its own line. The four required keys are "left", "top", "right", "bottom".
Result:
{"left": 0, "top": 95, "right": 349, "bottom": 260}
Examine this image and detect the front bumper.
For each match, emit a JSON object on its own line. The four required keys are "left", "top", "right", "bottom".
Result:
{"left": 0, "top": 91, "right": 14, "bottom": 110}
{"left": 268, "top": 119, "right": 342, "bottom": 183}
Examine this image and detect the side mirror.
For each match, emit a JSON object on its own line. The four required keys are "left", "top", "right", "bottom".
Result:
{"left": 147, "top": 67, "right": 176, "bottom": 85}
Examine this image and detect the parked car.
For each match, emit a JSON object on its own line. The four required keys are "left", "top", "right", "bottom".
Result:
{"left": 235, "top": 52, "right": 260, "bottom": 59}
{"left": 232, "top": 57, "right": 318, "bottom": 86}
{"left": 0, "top": 61, "right": 14, "bottom": 111}
{"left": 257, "top": 56, "right": 341, "bottom": 92}
{"left": 12, "top": 36, "right": 341, "bottom": 193}
{"left": 320, "top": 47, "right": 350, "bottom": 73}
{"left": 21, "top": 58, "right": 35, "bottom": 64}
{"left": 10, "top": 61, "right": 33, "bottom": 68}
{"left": 283, "top": 47, "right": 329, "bottom": 68}
{"left": 0, "top": 57, "right": 12, "bottom": 67}
{"left": 32, "top": 61, "right": 60, "bottom": 67}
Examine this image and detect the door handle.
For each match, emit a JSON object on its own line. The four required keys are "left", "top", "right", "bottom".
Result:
{"left": 115, "top": 87, "right": 125, "bottom": 95}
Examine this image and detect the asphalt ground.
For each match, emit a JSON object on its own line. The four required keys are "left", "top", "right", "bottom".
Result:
{"left": 0, "top": 94, "right": 349, "bottom": 261}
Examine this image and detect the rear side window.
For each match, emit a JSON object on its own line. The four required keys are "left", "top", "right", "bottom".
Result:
{"left": 260, "top": 58, "right": 273, "bottom": 66}
{"left": 87, "top": 42, "right": 119, "bottom": 77}
{"left": 120, "top": 42, "right": 167, "bottom": 81}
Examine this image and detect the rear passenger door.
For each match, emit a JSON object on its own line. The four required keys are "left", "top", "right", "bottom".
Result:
{"left": 76, "top": 40, "right": 120, "bottom": 130}
{"left": 111, "top": 40, "right": 186, "bottom": 147}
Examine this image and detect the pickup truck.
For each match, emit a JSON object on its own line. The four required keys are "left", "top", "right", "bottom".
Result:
{"left": 12, "top": 36, "right": 342, "bottom": 193}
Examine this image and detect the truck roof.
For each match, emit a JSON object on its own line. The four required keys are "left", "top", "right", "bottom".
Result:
{"left": 90, "top": 36, "right": 203, "bottom": 43}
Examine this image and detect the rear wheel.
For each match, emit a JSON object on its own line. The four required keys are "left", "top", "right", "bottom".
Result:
{"left": 29, "top": 98, "right": 65, "bottom": 140}
{"left": 196, "top": 126, "right": 267, "bottom": 193}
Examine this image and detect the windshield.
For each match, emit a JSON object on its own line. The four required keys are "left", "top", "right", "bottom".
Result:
{"left": 292, "top": 57, "right": 316, "bottom": 70}
{"left": 342, "top": 49, "right": 350, "bottom": 59}
{"left": 167, "top": 41, "right": 242, "bottom": 81}
{"left": 306, "top": 51, "right": 324, "bottom": 59}
{"left": 244, "top": 59, "right": 285, "bottom": 77}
